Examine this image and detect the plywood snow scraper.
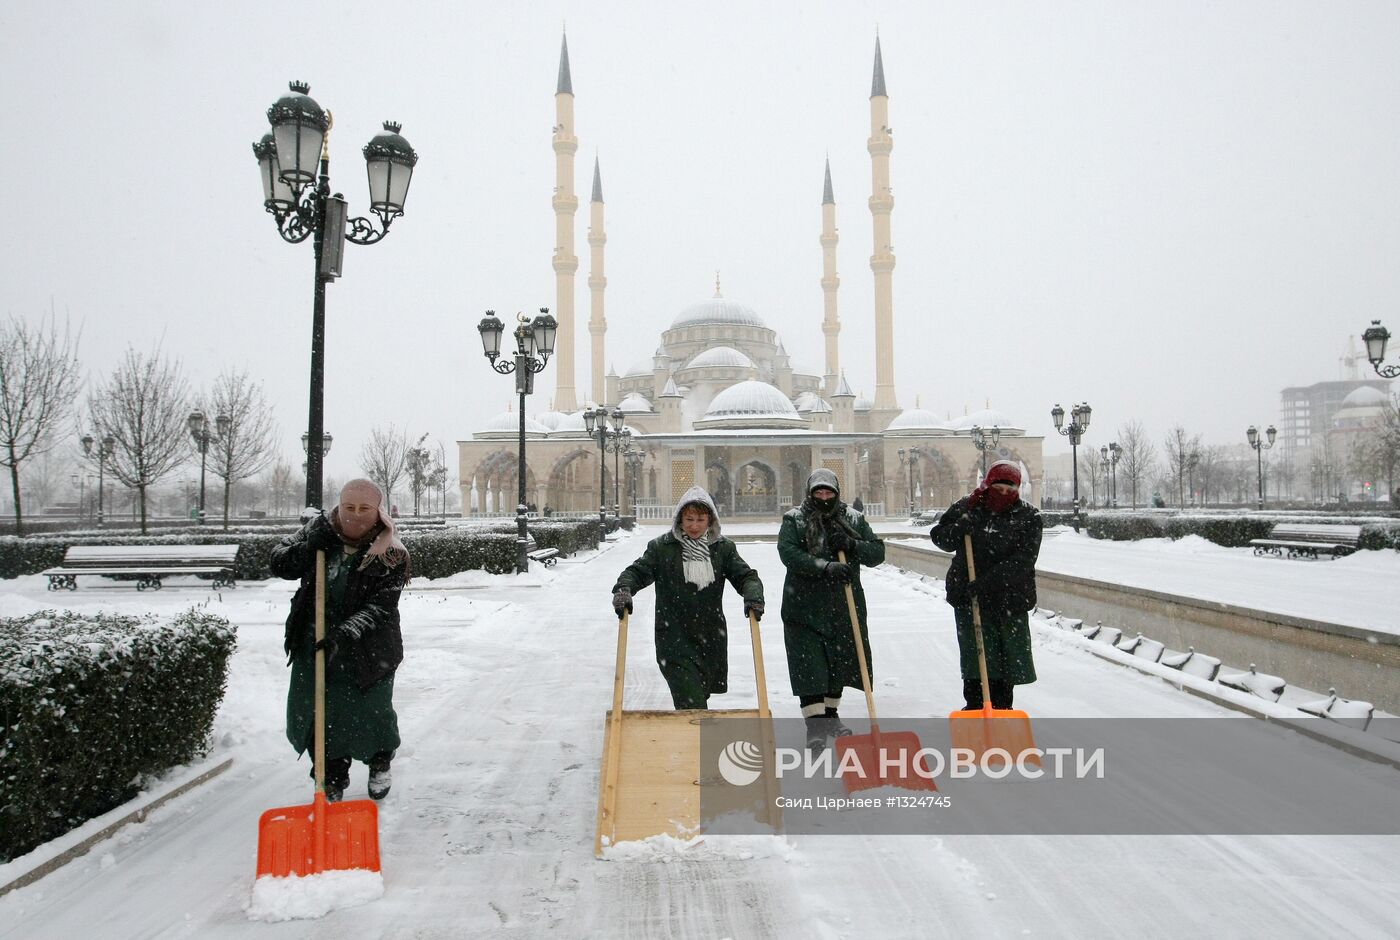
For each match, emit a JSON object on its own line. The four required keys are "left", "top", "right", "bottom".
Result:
{"left": 595, "top": 610, "right": 781, "bottom": 855}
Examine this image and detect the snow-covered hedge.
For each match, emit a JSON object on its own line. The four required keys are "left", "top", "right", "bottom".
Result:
{"left": 404, "top": 530, "right": 517, "bottom": 576}
{"left": 1083, "top": 512, "right": 1400, "bottom": 549}
{"left": 0, "top": 609, "right": 236, "bottom": 862}
{"left": 475, "top": 519, "right": 603, "bottom": 557}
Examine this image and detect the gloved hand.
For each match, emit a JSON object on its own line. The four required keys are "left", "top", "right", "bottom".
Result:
{"left": 312, "top": 617, "right": 365, "bottom": 662}
{"left": 744, "top": 599, "right": 765, "bottom": 621}
{"left": 312, "top": 627, "right": 347, "bottom": 662}
{"left": 612, "top": 587, "right": 633, "bottom": 619}
{"left": 823, "top": 561, "right": 853, "bottom": 583}
{"left": 826, "top": 527, "right": 856, "bottom": 555}
{"left": 304, "top": 512, "right": 341, "bottom": 553}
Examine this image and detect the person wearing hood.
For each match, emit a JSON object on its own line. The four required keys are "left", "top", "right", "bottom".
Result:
{"left": 269, "top": 478, "right": 410, "bottom": 803}
{"left": 777, "top": 469, "right": 885, "bottom": 751}
{"left": 929, "top": 460, "right": 1042, "bottom": 711}
{"left": 611, "top": 485, "right": 764, "bottom": 710}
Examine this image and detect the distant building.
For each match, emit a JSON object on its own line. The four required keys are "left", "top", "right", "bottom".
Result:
{"left": 1279, "top": 379, "right": 1392, "bottom": 499}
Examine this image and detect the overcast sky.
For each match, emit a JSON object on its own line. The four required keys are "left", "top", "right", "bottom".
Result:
{"left": 2, "top": 0, "right": 1398, "bottom": 481}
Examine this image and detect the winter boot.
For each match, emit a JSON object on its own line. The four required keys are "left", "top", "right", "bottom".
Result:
{"left": 804, "top": 714, "right": 829, "bottom": 754}
{"left": 367, "top": 751, "right": 394, "bottom": 800}
{"left": 321, "top": 757, "right": 351, "bottom": 803}
{"left": 825, "top": 711, "right": 854, "bottom": 738}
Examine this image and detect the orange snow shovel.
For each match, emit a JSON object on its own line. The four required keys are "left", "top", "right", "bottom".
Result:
{"left": 832, "top": 550, "right": 937, "bottom": 793}
{"left": 948, "top": 534, "right": 1038, "bottom": 766}
{"left": 256, "top": 549, "right": 381, "bottom": 878}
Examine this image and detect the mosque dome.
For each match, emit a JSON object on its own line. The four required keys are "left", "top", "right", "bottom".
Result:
{"left": 853, "top": 396, "right": 874, "bottom": 412}
{"left": 624, "top": 359, "right": 654, "bottom": 377}
{"left": 685, "top": 345, "right": 754, "bottom": 369}
{"left": 694, "top": 380, "right": 806, "bottom": 429}
{"left": 548, "top": 411, "right": 590, "bottom": 436}
{"left": 474, "top": 410, "right": 550, "bottom": 439}
{"left": 947, "top": 408, "right": 1022, "bottom": 433}
{"left": 534, "top": 411, "right": 569, "bottom": 431}
{"left": 671, "top": 296, "right": 767, "bottom": 330}
{"left": 618, "top": 393, "right": 654, "bottom": 413}
{"left": 887, "top": 408, "right": 952, "bottom": 434}
{"left": 1342, "top": 385, "right": 1387, "bottom": 409}
{"left": 806, "top": 397, "right": 833, "bottom": 415}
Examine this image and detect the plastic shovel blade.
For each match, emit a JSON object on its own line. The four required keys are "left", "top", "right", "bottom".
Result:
{"left": 947, "top": 707, "right": 1040, "bottom": 768}
{"left": 256, "top": 793, "right": 381, "bottom": 878}
{"left": 833, "top": 729, "right": 938, "bottom": 793}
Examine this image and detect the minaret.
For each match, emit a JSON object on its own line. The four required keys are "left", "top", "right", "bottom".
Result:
{"left": 588, "top": 155, "right": 607, "bottom": 406}
{"left": 552, "top": 32, "right": 580, "bottom": 412}
{"left": 868, "top": 36, "right": 899, "bottom": 415}
{"left": 820, "top": 158, "right": 841, "bottom": 398}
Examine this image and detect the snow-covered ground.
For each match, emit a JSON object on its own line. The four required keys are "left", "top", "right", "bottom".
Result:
{"left": 1, "top": 530, "right": 1398, "bottom": 938}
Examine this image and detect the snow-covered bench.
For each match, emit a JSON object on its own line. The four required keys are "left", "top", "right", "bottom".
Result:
{"left": 1218, "top": 664, "right": 1285, "bottom": 702}
{"left": 1297, "top": 688, "right": 1375, "bottom": 732}
{"left": 41, "top": 545, "right": 239, "bottom": 592}
{"left": 1249, "top": 523, "right": 1361, "bottom": 560}
{"left": 528, "top": 547, "right": 560, "bottom": 567}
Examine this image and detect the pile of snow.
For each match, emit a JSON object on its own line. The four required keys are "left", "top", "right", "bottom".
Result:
{"left": 246, "top": 870, "right": 385, "bottom": 922}
{"left": 601, "top": 833, "right": 797, "bottom": 863}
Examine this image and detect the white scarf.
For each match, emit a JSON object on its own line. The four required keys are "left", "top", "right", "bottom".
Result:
{"left": 680, "top": 532, "right": 714, "bottom": 589}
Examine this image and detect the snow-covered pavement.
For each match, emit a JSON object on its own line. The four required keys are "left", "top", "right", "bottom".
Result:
{"left": 2, "top": 531, "right": 1399, "bottom": 938}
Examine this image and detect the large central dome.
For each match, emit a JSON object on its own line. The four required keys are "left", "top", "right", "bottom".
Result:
{"left": 671, "top": 296, "right": 767, "bottom": 329}
{"left": 693, "top": 380, "right": 806, "bottom": 430}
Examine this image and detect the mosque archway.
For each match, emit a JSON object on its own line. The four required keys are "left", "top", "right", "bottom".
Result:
{"left": 735, "top": 460, "right": 778, "bottom": 516}
{"left": 546, "top": 448, "right": 611, "bottom": 513}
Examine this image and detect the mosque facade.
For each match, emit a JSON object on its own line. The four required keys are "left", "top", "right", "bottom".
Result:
{"left": 457, "top": 35, "right": 1044, "bottom": 519}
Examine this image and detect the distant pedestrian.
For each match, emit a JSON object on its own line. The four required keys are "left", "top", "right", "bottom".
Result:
{"left": 852, "top": 496, "right": 865, "bottom": 513}
{"left": 929, "top": 460, "right": 1041, "bottom": 710}
{"left": 612, "top": 486, "right": 764, "bottom": 709}
{"left": 777, "top": 469, "right": 884, "bottom": 752}
{"left": 270, "top": 478, "right": 410, "bottom": 802}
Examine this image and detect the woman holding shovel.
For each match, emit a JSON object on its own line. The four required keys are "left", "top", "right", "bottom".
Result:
{"left": 611, "top": 485, "right": 764, "bottom": 710}
{"left": 777, "top": 469, "right": 885, "bottom": 752}
{"left": 930, "top": 460, "right": 1041, "bottom": 710}
{"left": 270, "top": 478, "right": 410, "bottom": 803}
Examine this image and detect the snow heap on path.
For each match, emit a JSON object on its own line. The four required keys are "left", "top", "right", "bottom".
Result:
{"left": 246, "top": 870, "right": 385, "bottom": 922}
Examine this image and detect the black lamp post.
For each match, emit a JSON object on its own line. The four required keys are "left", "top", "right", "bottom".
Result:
{"left": 1363, "top": 320, "right": 1400, "bottom": 378}
{"left": 187, "top": 410, "right": 229, "bottom": 525}
{"left": 476, "top": 309, "right": 557, "bottom": 574}
{"left": 585, "top": 407, "right": 625, "bottom": 527}
{"left": 1051, "top": 402, "right": 1092, "bottom": 531}
{"left": 80, "top": 433, "right": 116, "bottom": 528}
{"left": 897, "top": 447, "right": 921, "bottom": 517}
{"left": 1246, "top": 424, "right": 1276, "bottom": 510}
{"left": 625, "top": 448, "right": 644, "bottom": 515}
{"left": 300, "top": 431, "right": 334, "bottom": 507}
{"left": 970, "top": 425, "right": 1000, "bottom": 477}
{"left": 254, "top": 81, "right": 418, "bottom": 510}
{"left": 610, "top": 426, "right": 631, "bottom": 518}
{"left": 1100, "top": 442, "right": 1120, "bottom": 508}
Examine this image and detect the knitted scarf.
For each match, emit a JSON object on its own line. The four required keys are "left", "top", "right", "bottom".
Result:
{"left": 679, "top": 532, "right": 714, "bottom": 589}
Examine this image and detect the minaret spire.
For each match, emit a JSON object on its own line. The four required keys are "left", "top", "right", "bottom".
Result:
{"left": 588, "top": 155, "right": 608, "bottom": 406}
{"left": 820, "top": 157, "right": 841, "bottom": 396}
{"left": 867, "top": 34, "right": 898, "bottom": 415}
{"left": 552, "top": 30, "right": 580, "bottom": 412}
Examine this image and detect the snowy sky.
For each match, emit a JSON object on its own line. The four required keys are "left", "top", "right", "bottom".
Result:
{"left": 2, "top": 0, "right": 1398, "bottom": 480}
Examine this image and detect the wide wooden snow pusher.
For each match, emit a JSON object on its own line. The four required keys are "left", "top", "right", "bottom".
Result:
{"left": 594, "top": 611, "right": 781, "bottom": 855}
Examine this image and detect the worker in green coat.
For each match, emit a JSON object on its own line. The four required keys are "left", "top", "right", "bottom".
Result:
{"left": 778, "top": 468, "right": 885, "bottom": 751}
{"left": 612, "top": 485, "right": 764, "bottom": 709}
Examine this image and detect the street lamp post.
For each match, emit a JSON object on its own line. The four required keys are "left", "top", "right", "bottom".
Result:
{"left": 610, "top": 427, "right": 631, "bottom": 518}
{"left": 70, "top": 473, "right": 85, "bottom": 525}
{"left": 1246, "top": 424, "right": 1277, "bottom": 510}
{"left": 300, "top": 431, "right": 334, "bottom": 506}
{"left": 254, "top": 81, "right": 418, "bottom": 510}
{"left": 187, "top": 410, "right": 229, "bottom": 526}
{"left": 1051, "top": 402, "right": 1092, "bottom": 531}
{"left": 80, "top": 433, "right": 117, "bottom": 528}
{"left": 625, "top": 448, "right": 644, "bottom": 516}
{"left": 476, "top": 309, "right": 558, "bottom": 574}
{"left": 970, "top": 425, "right": 1001, "bottom": 477}
{"left": 897, "top": 447, "right": 921, "bottom": 517}
{"left": 1363, "top": 320, "right": 1400, "bottom": 378}
{"left": 1100, "top": 442, "right": 1120, "bottom": 508}
{"left": 585, "top": 407, "right": 625, "bottom": 528}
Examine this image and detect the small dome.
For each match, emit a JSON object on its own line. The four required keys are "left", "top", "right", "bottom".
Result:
{"left": 535, "top": 411, "right": 569, "bottom": 431}
{"left": 1342, "top": 385, "right": 1388, "bottom": 409}
{"left": 474, "top": 410, "right": 550, "bottom": 439}
{"left": 618, "top": 393, "right": 654, "bottom": 413}
{"left": 853, "top": 396, "right": 874, "bottom": 411}
{"left": 694, "top": 380, "right": 806, "bottom": 429}
{"left": 671, "top": 297, "right": 767, "bottom": 330}
{"left": 624, "top": 359, "right": 654, "bottom": 377}
{"left": 548, "top": 411, "right": 590, "bottom": 436}
{"left": 807, "top": 397, "right": 833, "bottom": 414}
{"left": 887, "top": 408, "right": 950, "bottom": 432}
{"left": 685, "top": 345, "right": 754, "bottom": 369}
{"left": 947, "top": 408, "right": 1021, "bottom": 432}
{"left": 793, "top": 391, "right": 819, "bottom": 412}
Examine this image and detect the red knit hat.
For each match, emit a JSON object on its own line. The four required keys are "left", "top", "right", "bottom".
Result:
{"left": 984, "top": 461, "right": 1021, "bottom": 488}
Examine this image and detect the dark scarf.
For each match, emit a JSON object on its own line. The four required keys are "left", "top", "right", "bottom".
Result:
{"left": 801, "top": 493, "right": 848, "bottom": 554}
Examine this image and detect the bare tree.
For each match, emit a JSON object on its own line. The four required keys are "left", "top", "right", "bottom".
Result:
{"left": 261, "top": 458, "right": 297, "bottom": 517}
{"left": 405, "top": 439, "right": 434, "bottom": 516}
{"left": 1116, "top": 420, "right": 1156, "bottom": 509}
{"left": 1162, "top": 425, "right": 1200, "bottom": 507}
{"left": 0, "top": 316, "right": 83, "bottom": 533}
{"left": 202, "top": 369, "right": 278, "bottom": 529}
{"left": 358, "top": 424, "right": 414, "bottom": 511}
{"left": 1077, "top": 447, "right": 1102, "bottom": 508}
{"left": 87, "top": 347, "right": 191, "bottom": 533}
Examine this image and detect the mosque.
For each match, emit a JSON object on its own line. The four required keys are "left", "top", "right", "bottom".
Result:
{"left": 458, "top": 35, "right": 1044, "bottom": 519}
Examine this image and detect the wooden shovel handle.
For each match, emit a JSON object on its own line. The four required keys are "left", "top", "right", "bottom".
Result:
{"left": 838, "top": 550, "right": 879, "bottom": 729}
{"left": 314, "top": 549, "right": 326, "bottom": 793}
{"left": 750, "top": 610, "right": 782, "bottom": 831}
{"left": 965, "top": 534, "right": 992, "bottom": 712}
{"left": 600, "top": 609, "right": 629, "bottom": 845}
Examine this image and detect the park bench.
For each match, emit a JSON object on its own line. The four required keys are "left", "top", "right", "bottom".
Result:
{"left": 41, "top": 545, "right": 239, "bottom": 591}
{"left": 528, "top": 547, "right": 560, "bottom": 567}
{"left": 1249, "top": 523, "right": 1361, "bottom": 560}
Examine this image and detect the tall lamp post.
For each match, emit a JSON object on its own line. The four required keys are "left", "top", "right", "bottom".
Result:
{"left": 1246, "top": 424, "right": 1276, "bottom": 510}
{"left": 80, "top": 434, "right": 116, "bottom": 528}
{"left": 1099, "top": 442, "right": 1120, "bottom": 508}
{"left": 1363, "top": 320, "right": 1400, "bottom": 378}
{"left": 300, "top": 431, "right": 334, "bottom": 503}
{"left": 897, "top": 447, "right": 921, "bottom": 517}
{"left": 625, "top": 448, "right": 644, "bottom": 516}
{"left": 476, "top": 309, "right": 557, "bottom": 574}
{"left": 187, "top": 410, "right": 229, "bottom": 525}
{"left": 1051, "top": 402, "right": 1092, "bottom": 531}
{"left": 970, "top": 425, "right": 1000, "bottom": 477}
{"left": 70, "top": 473, "right": 86, "bottom": 524}
{"left": 609, "top": 426, "right": 631, "bottom": 517}
{"left": 585, "top": 407, "right": 625, "bottom": 527}
{"left": 254, "top": 81, "right": 418, "bottom": 510}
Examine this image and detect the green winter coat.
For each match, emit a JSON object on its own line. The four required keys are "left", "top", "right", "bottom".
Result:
{"left": 777, "top": 502, "right": 885, "bottom": 697}
{"left": 612, "top": 487, "right": 763, "bottom": 709}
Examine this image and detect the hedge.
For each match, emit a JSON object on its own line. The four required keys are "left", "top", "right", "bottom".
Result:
{"left": 474, "top": 519, "right": 603, "bottom": 557}
{"left": 0, "top": 609, "right": 236, "bottom": 862}
{"left": 1071, "top": 511, "right": 1400, "bottom": 550}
